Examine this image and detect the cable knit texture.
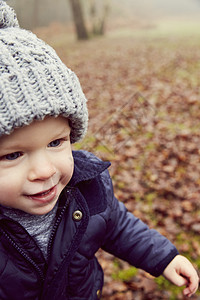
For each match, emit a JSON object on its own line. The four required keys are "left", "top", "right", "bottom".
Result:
{"left": 0, "top": 1, "right": 88, "bottom": 143}
{"left": 0, "top": 1, "right": 19, "bottom": 28}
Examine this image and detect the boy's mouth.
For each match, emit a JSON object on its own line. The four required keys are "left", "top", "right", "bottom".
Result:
{"left": 32, "top": 188, "right": 53, "bottom": 197}
{"left": 25, "top": 186, "right": 57, "bottom": 203}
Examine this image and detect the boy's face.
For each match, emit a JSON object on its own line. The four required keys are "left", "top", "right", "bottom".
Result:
{"left": 0, "top": 116, "right": 74, "bottom": 215}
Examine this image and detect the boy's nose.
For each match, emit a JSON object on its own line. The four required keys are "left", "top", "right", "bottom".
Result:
{"left": 28, "top": 153, "right": 56, "bottom": 181}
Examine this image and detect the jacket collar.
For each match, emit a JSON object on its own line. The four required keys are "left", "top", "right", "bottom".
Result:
{"left": 69, "top": 150, "right": 111, "bottom": 186}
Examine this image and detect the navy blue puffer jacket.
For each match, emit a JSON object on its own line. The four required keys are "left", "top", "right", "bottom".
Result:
{"left": 0, "top": 150, "right": 178, "bottom": 299}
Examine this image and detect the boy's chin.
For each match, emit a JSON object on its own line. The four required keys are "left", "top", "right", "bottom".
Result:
{"left": 28, "top": 202, "right": 58, "bottom": 216}
{"left": 17, "top": 198, "right": 59, "bottom": 215}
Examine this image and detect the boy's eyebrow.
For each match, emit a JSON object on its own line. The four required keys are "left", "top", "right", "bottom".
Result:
{"left": 0, "top": 123, "right": 70, "bottom": 152}
{"left": 0, "top": 138, "right": 27, "bottom": 152}
{"left": 0, "top": 143, "right": 22, "bottom": 154}
{"left": 51, "top": 126, "right": 71, "bottom": 140}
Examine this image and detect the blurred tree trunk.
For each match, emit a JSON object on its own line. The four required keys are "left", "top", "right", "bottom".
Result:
{"left": 89, "top": 0, "right": 110, "bottom": 36}
{"left": 68, "top": 0, "right": 89, "bottom": 40}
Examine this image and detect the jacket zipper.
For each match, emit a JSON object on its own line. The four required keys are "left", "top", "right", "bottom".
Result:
{"left": 0, "top": 229, "right": 45, "bottom": 281}
{"left": 47, "top": 191, "right": 70, "bottom": 261}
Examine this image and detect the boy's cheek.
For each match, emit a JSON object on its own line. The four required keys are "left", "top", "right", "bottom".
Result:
{"left": 0, "top": 187, "right": 15, "bottom": 207}
{"left": 61, "top": 155, "right": 74, "bottom": 185}
{"left": 0, "top": 172, "right": 25, "bottom": 204}
{"left": 67, "top": 160, "right": 74, "bottom": 183}
{"left": 0, "top": 181, "right": 13, "bottom": 200}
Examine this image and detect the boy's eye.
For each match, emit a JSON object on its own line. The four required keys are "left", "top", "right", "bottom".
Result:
{"left": 48, "top": 139, "right": 61, "bottom": 148}
{"left": 3, "top": 152, "right": 22, "bottom": 161}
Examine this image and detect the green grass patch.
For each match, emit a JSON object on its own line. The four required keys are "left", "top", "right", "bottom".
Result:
{"left": 112, "top": 266, "right": 138, "bottom": 282}
{"left": 155, "top": 276, "right": 184, "bottom": 300}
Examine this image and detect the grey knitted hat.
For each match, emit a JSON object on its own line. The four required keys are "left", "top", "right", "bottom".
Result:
{"left": 0, "top": 1, "right": 88, "bottom": 143}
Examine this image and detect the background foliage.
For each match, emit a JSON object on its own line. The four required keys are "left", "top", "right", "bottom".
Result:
{"left": 33, "top": 4, "right": 200, "bottom": 299}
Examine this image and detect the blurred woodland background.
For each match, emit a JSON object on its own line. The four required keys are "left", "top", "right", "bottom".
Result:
{"left": 7, "top": 0, "right": 200, "bottom": 299}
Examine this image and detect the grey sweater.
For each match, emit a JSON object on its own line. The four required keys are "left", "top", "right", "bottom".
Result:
{"left": 0, "top": 203, "right": 58, "bottom": 260}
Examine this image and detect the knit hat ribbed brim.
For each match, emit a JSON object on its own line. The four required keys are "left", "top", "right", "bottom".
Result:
{"left": 0, "top": 1, "right": 88, "bottom": 143}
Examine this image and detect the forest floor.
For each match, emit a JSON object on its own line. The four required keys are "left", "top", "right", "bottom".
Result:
{"left": 35, "top": 17, "right": 200, "bottom": 299}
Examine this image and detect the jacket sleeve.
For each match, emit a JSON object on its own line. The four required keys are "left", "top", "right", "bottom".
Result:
{"left": 100, "top": 170, "right": 179, "bottom": 277}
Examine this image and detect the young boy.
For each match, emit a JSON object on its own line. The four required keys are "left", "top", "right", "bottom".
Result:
{"left": 0, "top": 2, "right": 199, "bottom": 299}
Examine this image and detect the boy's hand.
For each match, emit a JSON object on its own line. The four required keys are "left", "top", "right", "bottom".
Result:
{"left": 163, "top": 255, "right": 199, "bottom": 297}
